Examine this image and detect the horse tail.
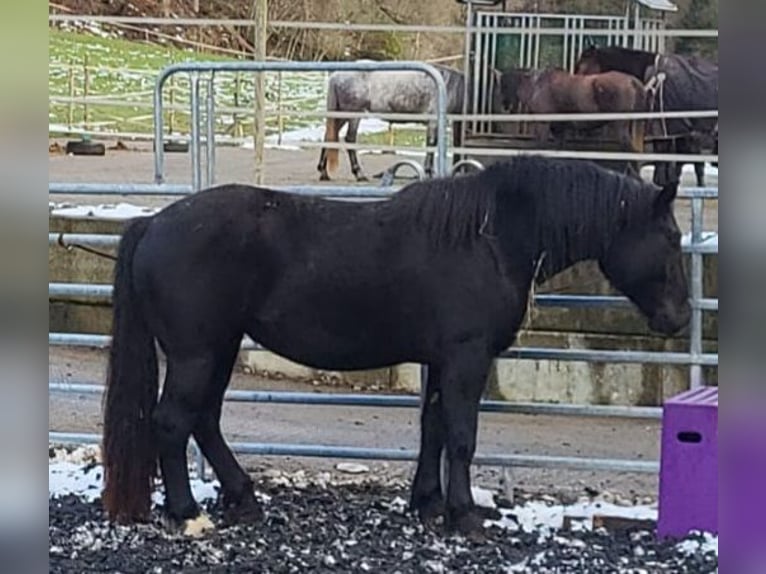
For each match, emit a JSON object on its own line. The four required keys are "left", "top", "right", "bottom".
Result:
{"left": 324, "top": 79, "right": 340, "bottom": 175}
{"left": 101, "top": 215, "right": 158, "bottom": 524}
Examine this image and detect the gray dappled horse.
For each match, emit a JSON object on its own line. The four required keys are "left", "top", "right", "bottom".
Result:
{"left": 316, "top": 64, "right": 467, "bottom": 181}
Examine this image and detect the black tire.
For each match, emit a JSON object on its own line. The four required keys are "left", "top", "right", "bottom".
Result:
{"left": 154, "top": 140, "right": 189, "bottom": 153}
{"left": 66, "top": 140, "right": 106, "bottom": 156}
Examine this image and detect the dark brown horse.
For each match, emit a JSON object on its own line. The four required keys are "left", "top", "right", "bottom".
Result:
{"left": 575, "top": 45, "right": 718, "bottom": 186}
{"left": 500, "top": 67, "right": 649, "bottom": 156}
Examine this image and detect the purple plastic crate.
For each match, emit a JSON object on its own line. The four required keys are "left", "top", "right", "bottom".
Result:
{"left": 657, "top": 386, "right": 718, "bottom": 539}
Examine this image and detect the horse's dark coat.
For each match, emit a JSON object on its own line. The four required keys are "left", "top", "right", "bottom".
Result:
{"left": 498, "top": 66, "right": 648, "bottom": 153}
{"left": 101, "top": 156, "right": 691, "bottom": 537}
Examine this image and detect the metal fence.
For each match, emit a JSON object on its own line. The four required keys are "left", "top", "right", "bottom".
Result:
{"left": 48, "top": 59, "right": 718, "bottom": 481}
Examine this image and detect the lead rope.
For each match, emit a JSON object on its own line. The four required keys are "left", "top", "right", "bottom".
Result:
{"left": 653, "top": 53, "right": 668, "bottom": 138}
{"left": 517, "top": 252, "right": 547, "bottom": 347}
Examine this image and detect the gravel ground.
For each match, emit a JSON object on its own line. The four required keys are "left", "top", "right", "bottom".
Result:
{"left": 48, "top": 447, "right": 718, "bottom": 574}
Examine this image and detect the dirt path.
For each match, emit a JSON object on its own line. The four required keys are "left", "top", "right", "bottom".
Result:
{"left": 50, "top": 346, "right": 662, "bottom": 502}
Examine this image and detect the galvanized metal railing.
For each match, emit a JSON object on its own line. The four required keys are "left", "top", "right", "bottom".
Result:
{"left": 48, "top": 183, "right": 718, "bottom": 478}
{"left": 48, "top": 59, "right": 717, "bottom": 480}
{"left": 151, "top": 61, "right": 450, "bottom": 190}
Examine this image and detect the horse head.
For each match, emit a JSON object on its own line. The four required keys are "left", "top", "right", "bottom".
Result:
{"left": 598, "top": 180, "right": 691, "bottom": 335}
{"left": 498, "top": 68, "right": 539, "bottom": 113}
{"left": 574, "top": 45, "right": 602, "bottom": 75}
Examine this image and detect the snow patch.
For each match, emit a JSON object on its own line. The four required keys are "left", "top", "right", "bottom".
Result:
{"left": 676, "top": 531, "right": 718, "bottom": 556}
{"left": 50, "top": 202, "right": 159, "bottom": 220}
{"left": 488, "top": 498, "right": 658, "bottom": 535}
{"left": 471, "top": 485, "right": 497, "bottom": 509}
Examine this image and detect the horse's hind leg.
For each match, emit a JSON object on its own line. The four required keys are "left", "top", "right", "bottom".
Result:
{"left": 410, "top": 365, "right": 446, "bottom": 524}
{"left": 695, "top": 162, "right": 705, "bottom": 187}
{"left": 346, "top": 118, "right": 367, "bottom": 181}
{"left": 152, "top": 352, "right": 219, "bottom": 536}
{"left": 192, "top": 339, "right": 262, "bottom": 524}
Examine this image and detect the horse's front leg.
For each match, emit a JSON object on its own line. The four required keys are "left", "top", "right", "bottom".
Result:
{"left": 317, "top": 148, "right": 329, "bottom": 181}
{"left": 346, "top": 119, "right": 368, "bottom": 181}
{"left": 436, "top": 342, "right": 493, "bottom": 539}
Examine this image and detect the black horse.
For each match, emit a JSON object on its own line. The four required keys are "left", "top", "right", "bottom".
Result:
{"left": 575, "top": 45, "right": 718, "bottom": 186}
{"left": 101, "top": 156, "right": 691, "bottom": 539}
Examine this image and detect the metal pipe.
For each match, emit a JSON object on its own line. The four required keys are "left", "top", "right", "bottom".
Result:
{"left": 48, "top": 332, "right": 718, "bottom": 366}
{"left": 689, "top": 197, "right": 704, "bottom": 388}
{"left": 206, "top": 74, "right": 216, "bottom": 187}
{"left": 49, "top": 182, "right": 193, "bottom": 195}
{"left": 154, "top": 61, "right": 450, "bottom": 183}
{"left": 47, "top": 282, "right": 719, "bottom": 313}
{"left": 48, "top": 382, "right": 663, "bottom": 419}
{"left": 49, "top": 231, "right": 719, "bottom": 256}
{"left": 49, "top": 233, "right": 121, "bottom": 248}
{"left": 47, "top": 432, "right": 659, "bottom": 474}
{"left": 48, "top": 182, "right": 720, "bottom": 200}
{"left": 190, "top": 74, "right": 202, "bottom": 192}
{"left": 47, "top": 15, "right": 721, "bottom": 38}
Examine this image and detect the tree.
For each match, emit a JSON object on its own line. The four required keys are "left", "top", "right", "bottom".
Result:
{"left": 674, "top": 0, "right": 718, "bottom": 60}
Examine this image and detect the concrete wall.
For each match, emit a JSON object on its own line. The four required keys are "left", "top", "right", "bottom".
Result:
{"left": 49, "top": 213, "right": 718, "bottom": 406}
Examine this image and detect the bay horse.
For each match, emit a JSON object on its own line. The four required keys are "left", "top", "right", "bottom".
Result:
{"left": 500, "top": 67, "right": 649, "bottom": 155}
{"left": 316, "top": 63, "right": 466, "bottom": 181}
{"left": 101, "top": 156, "right": 691, "bottom": 539}
{"left": 574, "top": 45, "right": 719, "bottom": 186}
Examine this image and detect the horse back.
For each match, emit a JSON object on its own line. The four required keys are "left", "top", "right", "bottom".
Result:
{"left": 591, "top": 71, "right": 647, "bottom": 112}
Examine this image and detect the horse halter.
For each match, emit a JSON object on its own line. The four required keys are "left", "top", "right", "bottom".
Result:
{"left": 643, "top": 54, "right": 668, "bottom": 138}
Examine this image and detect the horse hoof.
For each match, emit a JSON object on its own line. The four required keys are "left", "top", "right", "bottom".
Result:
{"left": 411, "top": 494, "right": 446, "bottom": 528}
{"left": 223, "top": 497, "right": 264, "bottom": 525}
{"left": 182, "top": 513, "right": 216, "bottom": 537}
{"left": 355, "top": 175, "right": 369, "bottom": 182}
{"left": 319, "top": 174, "right": 331, "bottom": 182}
{"left": 450, "top": 510, "right": 486, "bottom": 541}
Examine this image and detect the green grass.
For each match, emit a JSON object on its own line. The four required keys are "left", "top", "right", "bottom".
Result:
{"left": 48, "top": 29, "right": 427, "bottom": 147}
{"left": 48, "top": 28, "right": 328, "bottom": 138}
{"left": 358, "top": 128, "right": 426, "bottom": 148}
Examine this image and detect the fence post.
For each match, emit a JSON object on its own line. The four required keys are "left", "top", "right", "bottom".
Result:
{"left": 82, "top": 54, "right": 90, "bottom": 132}
{"left": 168, "top": 75, "right": 175, "bottom": 135}
{"left": 67, "top": 60, "right": 75, "bottom": 130}
{"left": 233, "top": 72, "right": 243, "bottom": 138}
{"left": 277, "top": 70, "right": 284, "bottom": 146}
{"left": 253, "top": 0, "right": 268, "bottom": 184}
{"left": 689, "top": 197, "right": 704, "bottom": 389}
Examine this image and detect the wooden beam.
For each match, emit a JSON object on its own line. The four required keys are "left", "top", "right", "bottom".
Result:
{"left": 253, "top": 0, "right": 267, "bottom": 185}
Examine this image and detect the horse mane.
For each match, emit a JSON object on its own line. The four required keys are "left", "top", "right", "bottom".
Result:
{"left": 395, "top": 156, "right": 657, "bottom": 275}
{"left": 396, "top": 168, "right": 497, "bottom": 250}
{"left": 596, "top": 45, "right": 656, "bottom": 58}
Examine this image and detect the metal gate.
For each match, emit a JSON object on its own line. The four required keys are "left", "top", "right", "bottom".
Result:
{"left": 464, "top": 5, "right": 668, "bottom": 137}
{"left": 49, "top": 58, "right": 717, "bottom": 482}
